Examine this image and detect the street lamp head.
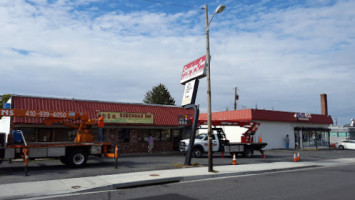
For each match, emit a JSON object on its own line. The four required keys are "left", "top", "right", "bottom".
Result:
{"left": 215, "top": 5, "right": 226, "bottom": 14}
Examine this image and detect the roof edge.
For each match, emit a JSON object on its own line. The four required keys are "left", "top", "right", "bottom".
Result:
{"left": 11, "top": 94, "right": 181, "bottom": 109}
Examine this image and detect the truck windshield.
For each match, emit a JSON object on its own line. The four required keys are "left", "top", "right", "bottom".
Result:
{"left": 196, "top": 134, "right": 207, "bottom": 140}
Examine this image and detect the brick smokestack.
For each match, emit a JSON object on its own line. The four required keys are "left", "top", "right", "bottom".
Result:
{"left": 320, "top": 93, "right": 328, "bottom": 116}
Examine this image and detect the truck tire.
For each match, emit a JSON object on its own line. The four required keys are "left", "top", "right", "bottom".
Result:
{"left": 192, "top": 147, "right": 203, "bottom": 158}
{"left": 66, "top": 150, "right": 88, "bottom": 167}
{"left": 243, "top": 146, "right": 253, "bottom": 158}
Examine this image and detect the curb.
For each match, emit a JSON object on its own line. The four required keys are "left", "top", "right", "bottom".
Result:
{"left": 114, "top": 177, "right": 183, "bottom": 189}
{"left": 180, "top": 165, "right": 320, "bottom": 181}
{"left": 81, "top": 165, "right": 321, "bottom": 194}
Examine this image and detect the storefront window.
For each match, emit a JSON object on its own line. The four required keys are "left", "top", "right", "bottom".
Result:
{"left": 338, "top": 132, "right": 349, "bottom": 138}
{"left": 182, "top": 128, "right": 192, "bottom": 140}
{"left": 54, "top": 128, "right": 73, "bottom": 141}
{"left": 294, "top": 130, "right": 301, "bottom": 149}
{"left": 140, "top": 129, "right": 161, "bottom": 142}
{"left": 302, "top": 131, "right": 310, "bottom": 147}
{"left": 161, "top": 129, "right": 171, "bottom": 141}
{"left": 103, "top": 128, "right": 131, "bottom": 143}
{"left": 137, "top": 129, "right": 149, "bottom": 143}
{"left": 119, "top": 129, "right": 130, "bottom": 143}
{"left": 68, "top": 129, "right": 77, "bottom": 141}
{"left": 316, "top": 131, "right": 329, "bottom": 147}
{"left": 302, "top": 129, "right": 330, "bottom": 148}
{"left": 172, "top": 129, "right": 181, "bottom": 150}
{"left": 310, "top": 131, "right": 316, "bottom": 147}
{"left": 19, "top": 128, "right": 36, "bottom": 142}
{"left": 38, "top": 128, "right": 51, "bottom": 142}
{"left": 150, "top": 129, "right": 161, "bottom": 141}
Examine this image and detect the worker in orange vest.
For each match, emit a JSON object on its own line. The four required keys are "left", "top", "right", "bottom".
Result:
{"left": 97, "top": 114, "right": 104, "bottom": 142}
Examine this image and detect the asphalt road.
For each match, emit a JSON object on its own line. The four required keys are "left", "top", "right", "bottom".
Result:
{"left": 37, "top": 160, "right": 355, "bottom": 200}
{"left": 1, "top": 149, "right": 355, "bottom": 185}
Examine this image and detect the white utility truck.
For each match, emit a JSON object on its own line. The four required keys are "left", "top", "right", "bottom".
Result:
{"left": 179, "top": 121, "right": 267, "bottom": 158}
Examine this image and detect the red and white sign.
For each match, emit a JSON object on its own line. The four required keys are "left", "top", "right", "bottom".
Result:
{"left": 180, "top": 55, "right": 207, "bottom": 84}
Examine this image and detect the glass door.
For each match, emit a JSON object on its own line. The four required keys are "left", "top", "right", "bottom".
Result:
{"left": 294, "top": 129, "right": 301, "bottom": 149}
{"left": 302, "top": 130, "right": 316, "bottom": 148}
{"left": 316, "top": 131, "right": 330, "bottom": 148}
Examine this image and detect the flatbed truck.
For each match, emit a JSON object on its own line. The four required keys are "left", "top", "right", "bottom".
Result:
{"left": 0, "top": 109, "right": 116, "bottom": 167}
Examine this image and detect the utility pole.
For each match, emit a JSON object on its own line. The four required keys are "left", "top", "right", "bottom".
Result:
{"left": 204, "top": 4, "right": 226, "bottom": 173}
{"left": 234, "top": 87, "right": 239, "bottom": 110}
{"left": 205, "top": 4, "right": 213, "bottom": 173}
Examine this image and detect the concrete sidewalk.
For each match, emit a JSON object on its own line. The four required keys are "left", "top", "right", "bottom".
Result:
{"left": 1, "top": 157, "right": 355, "bottom": 200}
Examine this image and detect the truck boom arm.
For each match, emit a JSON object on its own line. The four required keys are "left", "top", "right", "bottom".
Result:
{"left": 198, "top": 119, "right": 260, "bottom": 143}
{"left": 1, "top": 109, "right": 96, "bottom": 143}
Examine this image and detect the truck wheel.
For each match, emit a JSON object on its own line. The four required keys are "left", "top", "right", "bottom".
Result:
{"left": 192, "top": 148, "right": 203, "bottom": 158}
{"left": 243, "top": 147, "right": 253, "bottom": 158}
{"left": 67, "top": 150, "right": 88, "bottom": 167}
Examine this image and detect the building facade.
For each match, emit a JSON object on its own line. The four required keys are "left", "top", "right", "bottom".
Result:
{"left": 0, "top": 95, "right": 194, "bottom": 153}
{"left": 329, "top": 119, "right": 355, "bottom": 146}
{"left": 199, "top": 109, "right": 333, "bottom": 150}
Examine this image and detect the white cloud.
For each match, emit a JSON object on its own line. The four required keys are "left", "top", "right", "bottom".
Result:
{"left": 0, "top": 0, "right": 354, "bottom": 125}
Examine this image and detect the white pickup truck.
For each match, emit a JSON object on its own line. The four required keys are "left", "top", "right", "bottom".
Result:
{"left": 179, "top": 128, "right": 267, "bottom": 158}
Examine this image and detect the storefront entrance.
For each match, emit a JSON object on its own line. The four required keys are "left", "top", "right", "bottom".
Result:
{"left": 294, "top": 128, "right": 330, "bottom": 149}
{"left": 294, "top": 129, "right": 301, "bottom": 149}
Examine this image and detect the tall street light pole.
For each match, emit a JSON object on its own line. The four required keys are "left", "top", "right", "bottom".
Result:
{"left": 204, "top": 4, "right": 226, "bottom": 172}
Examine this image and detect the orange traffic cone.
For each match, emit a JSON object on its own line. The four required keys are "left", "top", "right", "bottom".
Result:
{"left": 293, "top": 152, "right": 297, "bottom": 162}
{"left": 297, "top": 152, "right": 300, "bottom": 161}
{"left": 232, "top": 153, "right": 237, "bottom": 165}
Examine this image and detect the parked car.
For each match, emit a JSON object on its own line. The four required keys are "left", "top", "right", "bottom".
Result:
{"left": 336, "top": 140, "right": 355, "bottom": 150}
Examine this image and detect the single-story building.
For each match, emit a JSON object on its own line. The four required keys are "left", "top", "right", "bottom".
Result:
{"left": 200, "top": 94, "right": 333, "bottom": 152}
{"left": 199, "top": 94, "right": 333, "bottom": 150}
{"left": 329, "top": 119, "right": 355, "bottom": 145}
{"left": 0, "top": 95, "right": 194, "bottom": 153}
{"left": 199, "top": 109, "right": 333, "bottom": 150}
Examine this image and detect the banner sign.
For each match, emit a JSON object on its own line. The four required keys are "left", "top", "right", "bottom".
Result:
{"left": 294, "top": 113, "right": 312, "bottom": 121}
{"left": 180, "top": 55, "right": 207, "bottom": 84}
{"left": 100, "top": 112, "right": 154, "bottom": 124}
{"left": 181, "top": 79, "right": 199, "bottom": 106}
{"left": 0, "top": 109, "right": 87, "bottom": 120}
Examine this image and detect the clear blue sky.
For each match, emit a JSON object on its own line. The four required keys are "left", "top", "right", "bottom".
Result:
{"left": 1, "top": 0, "right": 354, "bottom": 125}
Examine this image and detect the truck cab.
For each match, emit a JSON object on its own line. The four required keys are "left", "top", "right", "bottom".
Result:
{"left": 179, "top": 128, "right": 228, "bottom": 158}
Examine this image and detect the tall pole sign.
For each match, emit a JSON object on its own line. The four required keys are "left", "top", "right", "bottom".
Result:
{"left": 180, "top": 55, "right": 206, "bottom": 107}
{"left": 180, "top": 56, "right": 206, "bottom": 165}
